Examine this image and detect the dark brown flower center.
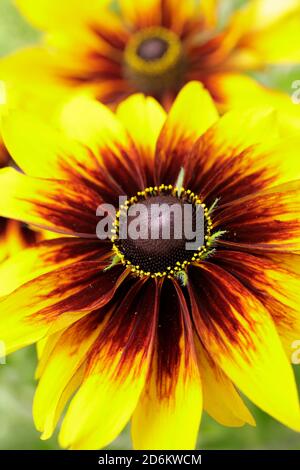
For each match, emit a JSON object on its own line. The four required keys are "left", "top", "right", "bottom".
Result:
{"left": 123, "top": 27, "right": 186, "bottom": 95}
{"left": 137, "top": 37, "right": 169, "bottom": 61}
{"left": 112, "top": 185, "right": 212, "bottom": 278}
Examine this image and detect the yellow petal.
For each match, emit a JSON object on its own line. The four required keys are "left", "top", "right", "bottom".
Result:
{"left": 59, "top": 280, "right": 159, "bottom": 449}
{"left": 196, "top": 339, "right": 255, "bottom": 427}
{"left": 1, "top": 107, "right": 103, "bottom": 180}
{"left": 60, "top": 94, "right": 129, "bottom": 156}
{"left": 60, "top": 94, "right": 150, "bottom": 193}
{"left": 120, "top": 0, "right": 162, "bottom": 28}
{"left": 212, "top": 250, "right": 300, "bottom": 359}
{"left": 155, "top": 81, "right": 218, "bottom": 183}
{"left": 34, "top": 315, "right": 104, "bottom": 439}
{"left": 238, "top": 1, "right": 300, "bottom": 64}
{"left": 116, "top": 94, "right": 166, "bottom": 163}
{"left": 189, "top": 263, "right": 300, "bottom": 431}
{"left": 15, "top": 0, "right": 109, "bottom": 30}
{"left": 199, "top": 0, "right": 219, "bottom": 28}
{"left": 241, "top": 0, "right": 300, "bottom": 31}
{"left": 209, "top": 73, "right": 300, "bottom": 137}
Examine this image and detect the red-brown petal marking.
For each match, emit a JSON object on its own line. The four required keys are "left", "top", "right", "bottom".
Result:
{"left": 0, "top": 261, "right": 128, "bottom": 354}
{"left": 156, "top": 279, "right": 200, "bottom": 397}
{"left": 188, "top": 264, "right": 253, "bottom": 351}
{"left": 188, "top": 262, "right": 300, "bottom": 431}
{"left": 86, "top": 278, "right": 160, "bottom": 380}
{"left": 0, "top": 237, "right": 112, "bottom": 296}
{"left": 211, "top": 250, "right": 300, "bottom": 353}
{"left": 214, "top": 181, "right": 300, "bottom": 252}
{"left": 0, "top": 168, "right": 109, "bottom": 237}
{"left": 185, "top": 137, "right": 274, "bottom": 207}
{"left": 183, "top": 108, "right": 284, "bottom": 207}
{"left": 131, "top": 278, "right": 202, "bottom": 450}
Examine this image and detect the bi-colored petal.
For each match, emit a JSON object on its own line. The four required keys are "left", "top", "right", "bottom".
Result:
{"left": 34, "top": 314, "right": 106, "bottom": 439}
{"left": 60, "top": 95, "right": 146, "bottom": 195}
{"left": 0, "top": 168, "right": 104, "bottom": 236}
{"left": 189, "top": 263, "right": 300, "bottom": 431}
{"left": 1, "top": 107, "right": 105, "bottom": 182}
{"left": 131, "top": 281, "right": 202, "bottom": 450}
{"left": 212, "top": 250, "right": 300, "bottom": 356}
{"left": 59, "top": 279, "right": 160, "bottom": 450}
{"left": 0, "top": 261, "right": 126, "bottom": 355}
{"left": 0, "top": 238, "right": 109, "bottom": 296}
{"left": 155, "top": 81, "right": 218, "bottom": 184}
{"left": 120, "top": 0, "right": 196, "bottom": 33}
{"left": 120, "top": 0, "right": 161, "bottom": 28}
{"left": 196, "top": 339, "right": 255, "bottom": 428}
{"left": 185, "top": 106, "right": 300, "bottom": 207}
{"left": 215, "top": 180, "right": 300, "bottom": 252}
{"left": 116, "top": 94, "right": 166, "bottom": 168}
{"left": 0, "top": 219, "right": 41, "bottom": 264}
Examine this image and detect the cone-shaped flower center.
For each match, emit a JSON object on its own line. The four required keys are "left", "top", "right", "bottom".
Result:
{"left": 137, "top": 37, "right": 169, "bottom": 61}
{"left": 124, "top": 27, "right": 186, "bottom": 94}
{"left": 112, "top": 185, "right": 212, "bottom": 278}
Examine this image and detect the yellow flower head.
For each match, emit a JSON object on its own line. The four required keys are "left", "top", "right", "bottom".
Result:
{"left": 0, "top": 83, "right": 300, "bottom": 449}
{"left": 2, "top": 0, "right": 300, "bottom": 116}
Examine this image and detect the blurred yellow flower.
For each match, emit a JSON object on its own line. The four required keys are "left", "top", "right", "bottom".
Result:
{"left": 1, "top": 0, "right": 300, "bottom": 133}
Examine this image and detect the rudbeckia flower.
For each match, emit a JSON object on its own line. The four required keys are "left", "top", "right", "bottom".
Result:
{"left": 0, "top": 83, "right": 300, "bottom": 450}
{"left": 1, "top": 0, "right": 300, "bottom": 131}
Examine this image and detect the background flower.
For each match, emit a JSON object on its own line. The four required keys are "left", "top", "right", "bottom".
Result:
{"left": 1, "top": 0, "right": 300, "bottom": 136}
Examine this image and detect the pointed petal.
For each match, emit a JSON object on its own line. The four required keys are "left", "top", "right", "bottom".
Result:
{"left": 196, "top": 339, "right": 255, "bottom": 427}
{"left": 185, "top": 104, "right": 300, "bottom": 206}
{"left": 1, "top": 107, "right": 104, "bottom": 182}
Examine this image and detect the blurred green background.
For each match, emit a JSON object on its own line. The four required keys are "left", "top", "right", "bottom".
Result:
{"left": 0, "top": 0, "right": 300, "bottom": 450}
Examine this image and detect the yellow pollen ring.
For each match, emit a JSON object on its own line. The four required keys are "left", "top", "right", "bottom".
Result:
{"left": 111, "top": 185, "right": 214, "bottom": 279}
{"left": 124, "top": 27, "right": 183, "bottom": 76}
